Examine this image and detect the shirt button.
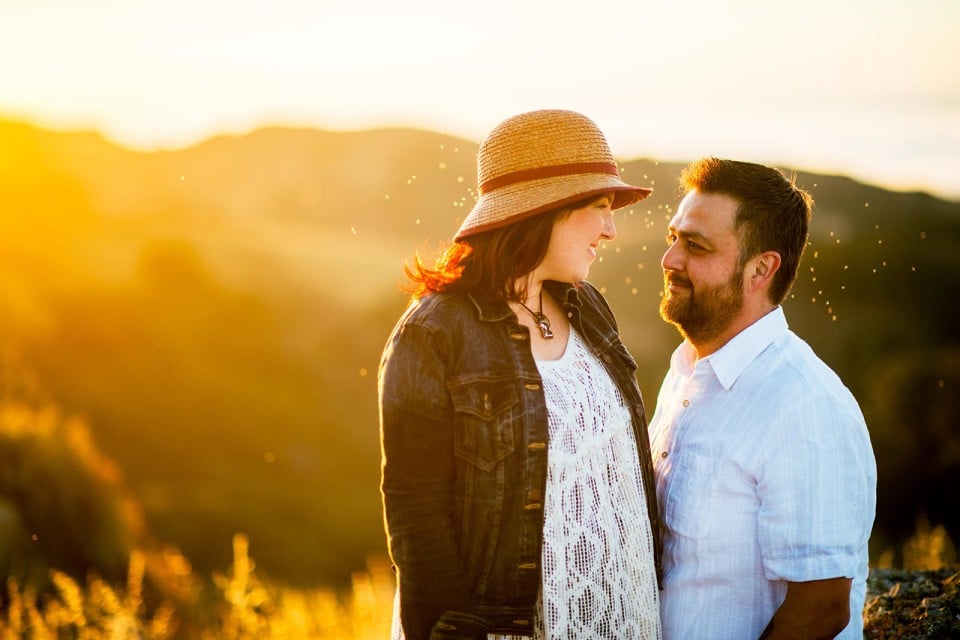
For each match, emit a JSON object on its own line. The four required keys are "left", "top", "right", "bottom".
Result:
{"left": 682, "top": 399, "right": 690, "bottom": 407}
{"left": 660, "top": 451, "right": 668, "bottom": 459}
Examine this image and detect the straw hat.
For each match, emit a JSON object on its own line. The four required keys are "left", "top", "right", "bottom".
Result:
{"left": 454, "top": 109, "right": 652, "bottom": 240}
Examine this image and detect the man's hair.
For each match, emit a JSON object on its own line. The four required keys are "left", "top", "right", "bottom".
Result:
{"left": 680, "top": 157, "right": 813, "bottom": 304}
{"left": 405, "top": 195, "right": 596, "bottom": 302}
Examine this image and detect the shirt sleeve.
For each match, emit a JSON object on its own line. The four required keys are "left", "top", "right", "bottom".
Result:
{"left": 756, "top": 388, "right": 876, "bottom": 583}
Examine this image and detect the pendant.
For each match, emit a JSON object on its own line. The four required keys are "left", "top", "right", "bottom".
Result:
{"left": 534, "top": 313, "right": 554, "bottom": 339}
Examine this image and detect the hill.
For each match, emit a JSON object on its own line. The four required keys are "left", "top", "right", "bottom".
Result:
{"left": 1, "top": 118, "right": 958, "bottom": 585}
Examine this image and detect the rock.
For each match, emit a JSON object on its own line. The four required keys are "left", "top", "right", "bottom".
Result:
{"left": 864, "top": 568, "right": 960, "bottom": 639}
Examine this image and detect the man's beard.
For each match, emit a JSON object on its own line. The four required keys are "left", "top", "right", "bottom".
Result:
{"left": 660, "top": 269, "right": 744, "bottom": 345}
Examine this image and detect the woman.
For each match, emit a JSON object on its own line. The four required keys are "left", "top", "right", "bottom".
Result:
{"left": 379, "top": 109, "right": 662, "bottom": 639}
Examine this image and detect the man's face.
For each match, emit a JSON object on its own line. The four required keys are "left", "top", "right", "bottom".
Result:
{"left": 660, "top": 190, "right": 746, "bottom": 345}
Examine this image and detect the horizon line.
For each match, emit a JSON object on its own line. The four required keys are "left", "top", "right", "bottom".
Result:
{"left": 3, "top": 112, "right": 958, "bottom": 204}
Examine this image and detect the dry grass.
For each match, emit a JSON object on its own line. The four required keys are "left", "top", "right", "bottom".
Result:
{"left": 2, "top": 521, "right": 955, "bottom": 639}
{"left": 0, "top": 535, "right": 394, "bottom": 640}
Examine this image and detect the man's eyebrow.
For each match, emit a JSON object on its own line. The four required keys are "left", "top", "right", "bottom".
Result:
{"left": 668, "top": 228, "right": 712, "bottom": 245}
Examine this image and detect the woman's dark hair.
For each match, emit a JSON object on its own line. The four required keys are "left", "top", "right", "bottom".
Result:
{"left": 405, "top": 196, "right": 596, "bottom": 302}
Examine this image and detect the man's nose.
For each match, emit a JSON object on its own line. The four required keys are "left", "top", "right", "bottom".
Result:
{"left": 661, "top": 242, "right": 681, "bottom": 271}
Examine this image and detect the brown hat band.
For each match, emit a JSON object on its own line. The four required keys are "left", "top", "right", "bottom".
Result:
{"left": 479, "top": 162, "right": 619, "bottom": 195}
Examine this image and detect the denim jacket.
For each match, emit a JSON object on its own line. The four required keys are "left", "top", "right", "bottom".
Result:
{"left": 378, "top": 280, "right": 663, "bottom": 640}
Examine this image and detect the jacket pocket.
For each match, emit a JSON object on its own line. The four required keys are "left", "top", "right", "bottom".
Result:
{"left": 664, "top": 449, "right": 718, "bottom": 539}
{"left": 430, "top": 610, "right": 489, "bottom": 639}
{"left": 449, "top": 382, "right": 518, "bottom": 472}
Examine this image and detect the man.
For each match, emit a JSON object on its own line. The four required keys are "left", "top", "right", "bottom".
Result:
{"left": 650, "top": 157, "right": 876, "bottom": 639}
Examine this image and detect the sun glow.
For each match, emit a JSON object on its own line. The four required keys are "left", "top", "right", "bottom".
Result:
{"left": 1, "top": 0, "right": 958, "bottom": 197}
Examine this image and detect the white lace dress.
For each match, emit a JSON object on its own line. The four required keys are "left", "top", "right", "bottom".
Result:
{"left": 391, "top": 329, "right": 660, "bottom": 640}
{"left": 494, "top": 328, "right": 660, "bottom": 639}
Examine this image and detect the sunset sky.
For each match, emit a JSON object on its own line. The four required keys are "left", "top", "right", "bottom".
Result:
{"left": 1, "top": 0, "right": 958, "bottom": 198}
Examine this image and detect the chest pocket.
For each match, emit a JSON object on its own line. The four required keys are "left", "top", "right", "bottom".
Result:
{"left": 665, "top": 449, "right": 718, "bottom": 539}
{"left": 450, "top": 382, "right": 518, "bottom": 472}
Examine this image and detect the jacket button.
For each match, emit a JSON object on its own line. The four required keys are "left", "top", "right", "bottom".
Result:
{"left": 527, "top": 442, "right": 546, "bottom": 450}
{"left": 524, "top": 503, "right": 542, "bottom": 510}
{"left": 510, "top": 333, "right": 526, "bottom": 341}
{"left": 524, "top": 383, "right": 540, "bottom": 391}
{"left": 518, "top": 562, "right": 537, "bottom": 570}
{"left": 513, "top": 619, "right": 531, "bottom": 626}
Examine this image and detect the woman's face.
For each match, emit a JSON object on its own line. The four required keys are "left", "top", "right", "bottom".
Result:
{"left": 537, "top": 193, "right": 617, "bottom": 283}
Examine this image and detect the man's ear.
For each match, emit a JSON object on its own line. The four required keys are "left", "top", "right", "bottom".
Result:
{"left": 750, "top": 251, "right": 781, "bottom": 290}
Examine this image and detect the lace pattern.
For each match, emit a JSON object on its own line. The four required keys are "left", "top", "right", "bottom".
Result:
{"left": 495, "top": 329, "right": 660, "bottom": 639}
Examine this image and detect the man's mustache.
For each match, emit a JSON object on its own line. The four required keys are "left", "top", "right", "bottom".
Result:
{"left": 664, "top": 272, "right": 692, "bottom": 288}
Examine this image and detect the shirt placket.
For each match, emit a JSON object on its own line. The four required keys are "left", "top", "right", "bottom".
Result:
{"left": 654, "top": 364, "right": 716, "bottom": 467}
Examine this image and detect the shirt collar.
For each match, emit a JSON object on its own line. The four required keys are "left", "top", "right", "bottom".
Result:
{"left": 675, "top": 306, "right": 789, "bottom": 390}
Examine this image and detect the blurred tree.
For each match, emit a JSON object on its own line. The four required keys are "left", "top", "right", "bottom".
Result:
{"left": 865, "top": 346, "right": 960, "bottom": 564}
{"left": 0, "top": 401, "right": 145, "bottom": 590}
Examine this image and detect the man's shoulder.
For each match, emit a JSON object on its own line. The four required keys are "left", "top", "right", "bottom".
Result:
{"left": 776, "top": 331, "right": 846, "bottom": 384}
{"left": 758, "top": 330, "right": 865, "bottom": 417}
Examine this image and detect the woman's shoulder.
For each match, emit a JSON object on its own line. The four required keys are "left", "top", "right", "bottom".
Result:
{"left": 398, "top": 291, "right": 478, "bottom": 330}
{"left": 570, "top": 281, "right": 616, "bottom": 317}
{"left": 575, "top": 280, "right": 604, "bottom": 302}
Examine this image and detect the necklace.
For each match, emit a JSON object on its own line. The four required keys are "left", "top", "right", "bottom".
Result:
{"left": 518, "top": 290, "right": 554, "bottom": 340}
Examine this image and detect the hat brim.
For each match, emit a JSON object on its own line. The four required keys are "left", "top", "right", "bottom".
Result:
{"left": 455, "top": 173, "right": 652, "bottom": 240}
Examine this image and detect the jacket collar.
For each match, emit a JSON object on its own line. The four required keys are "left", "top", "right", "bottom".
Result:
{"left": 466, "top": 281, "right": 582, "bottom": 323}
{"left": 544, "top": 280, "right": 583, "bottom": 311}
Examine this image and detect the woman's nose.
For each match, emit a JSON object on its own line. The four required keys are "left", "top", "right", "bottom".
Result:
{"left": 602, "top": 214, "right": 617, "bottom": 241}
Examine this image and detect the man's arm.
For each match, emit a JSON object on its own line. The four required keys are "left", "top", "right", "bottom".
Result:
{"left": 758, "top": 577, "right": 852, "bottom": 640}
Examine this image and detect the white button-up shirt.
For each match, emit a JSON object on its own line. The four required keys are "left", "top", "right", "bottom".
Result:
{"left": 650, "top": 307, "right": 876, "bottom": 640}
